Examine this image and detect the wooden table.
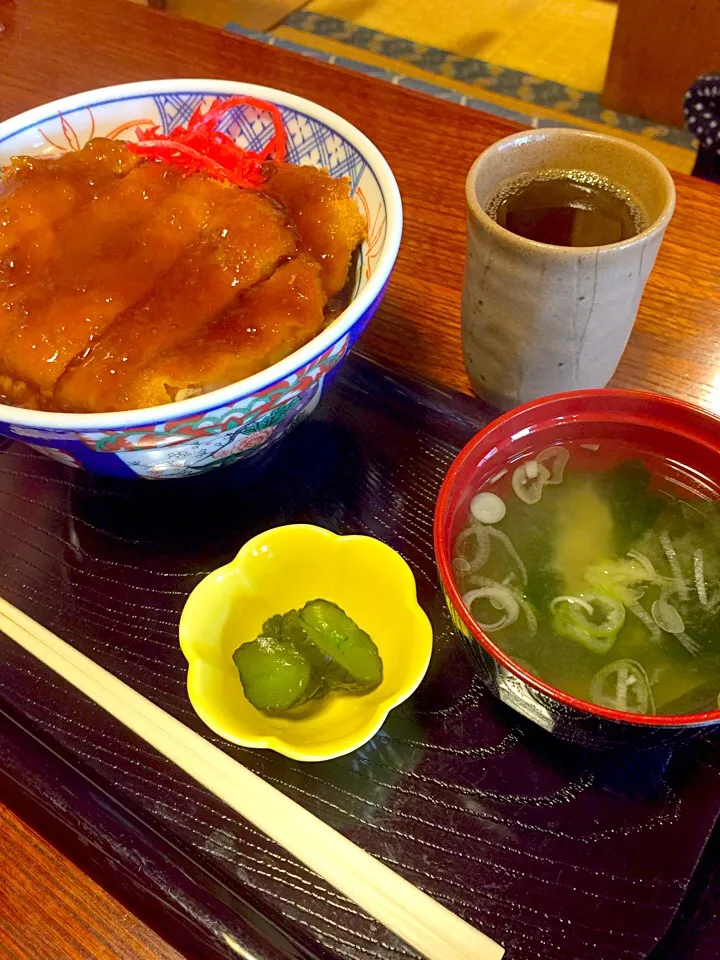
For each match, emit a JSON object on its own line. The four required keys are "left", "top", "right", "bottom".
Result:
{"left": 0, "top": 1, "right": 719, "bottom": 957}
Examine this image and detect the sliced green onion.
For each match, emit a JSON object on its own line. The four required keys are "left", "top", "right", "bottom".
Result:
{"left": 694, "top": 549, "right": 708, "bottom": 607}
{"left": 651, "top": 594, "right": 685, "bottom": 634}
{"left": 537, "top": 445, "right": 569, "bottom": 484}
{"left": 584, "top": 556, "right": 661, "bottom": 606}
{"left": 659, "top": 531, "right": 689, "bottom": 600}
{"left": 551, "top": 592, "right": 625, "bottom": 654}
{"left": 454, "top": 523, "right": 490, "bottom": 572}
{"left": 550, "top": 595, "right": 595, "bottom": 616}
{"left": 511, "top": 460, "right": 551, "bottom": 505}
{"left": 520, "top": 599, "right": 538, "bottom": 637}
{"left": 623, "top": 585, "right": 647, "bottom": 604}
{"left": 585, "top": 556, "right": 659, "bottom": 588}
{"left": 627, "top": 549, "right": 658, "bottom": 581}
{"left": 470, "top": 491, "right": 506, "bottom": 524}
{"left": 627, "top": 601, "right": 662, "bottom": 644}
{"left": 674, "top": 631, "right": 701, "bottom": 657}
{"left": 589, "top": 659, "right": 655, "bottom": 715}
{"left": 487, "top": 526, "right": 528, "bottom": 584}
{"left": 462, "top": 585, "right": 519, "bottom": 632}
{"left": 466, "top": 574, "right": 504, "bottom": 589}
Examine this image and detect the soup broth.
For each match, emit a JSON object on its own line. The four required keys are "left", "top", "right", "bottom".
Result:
{"left": 453, "top": 444, "right": 720, "bottom": 716}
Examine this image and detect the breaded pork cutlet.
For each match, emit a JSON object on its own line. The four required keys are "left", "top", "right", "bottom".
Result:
{"left": 0, "top": 138, "right": 139, "bottom": 259}
{"left": 261, "top": 163, "right": 366, "bottom": 297}
{"left": 56, "top": 188, "right": 296, "bottom": 413}
{"left": 0, "top": 127, "right": 367, "bottom": 414}
{"left": 0, "top": 162, "right": 183, "bottom": 355}
{"left": 1, "top": 170, "right": 249, "bottom": 400}
{"left": 121, "top": 253, "right": 327, "bottom": 410}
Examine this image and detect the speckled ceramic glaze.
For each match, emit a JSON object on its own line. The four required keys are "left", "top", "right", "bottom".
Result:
{"left": 462, "top": 128, "right": 675, "bottom": 411}
{"left": 0, "top": 80, "right": 402, "bottom": 478}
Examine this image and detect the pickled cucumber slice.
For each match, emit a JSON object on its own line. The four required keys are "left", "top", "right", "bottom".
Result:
{"left": 233, "top": 601, "right": 383, "bottom": 713}
{"left": 278, "top": 609, "right": 369, "bottom": 693}
{"left": 299, "top": 599, "right": 383, "bottom": 689}
{"left": 232, "top": 635, "right": 318, "bottom": 711}
{"left": 261, "top": 614, "right": 285, "bottom": 639}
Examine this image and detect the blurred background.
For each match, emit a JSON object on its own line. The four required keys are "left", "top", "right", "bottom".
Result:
{"left": 130, "top": 0, "right": 720, "bottom": 175}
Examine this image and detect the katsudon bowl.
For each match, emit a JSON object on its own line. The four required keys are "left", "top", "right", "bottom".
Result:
{"left": 0, "top": 80, "right": 402, "bottom": 478}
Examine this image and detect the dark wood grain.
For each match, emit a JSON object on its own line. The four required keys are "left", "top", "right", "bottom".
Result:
{"left": 0, "top": 0, "right": 719, "bottom": 957}
{"left": 602, "top": 0, "right": 720, "bottom": 127}
{"left": 0, "top": 801, "right": 185, "bottom": 960}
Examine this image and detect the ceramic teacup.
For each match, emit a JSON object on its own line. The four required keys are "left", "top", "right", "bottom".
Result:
{"left": 462, "top": 128, "right": 676, "bottom": 410}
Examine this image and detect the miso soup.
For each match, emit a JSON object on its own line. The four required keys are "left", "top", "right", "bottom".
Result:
{"left": 453, "top": 444, "right": 720, "bottom": 716}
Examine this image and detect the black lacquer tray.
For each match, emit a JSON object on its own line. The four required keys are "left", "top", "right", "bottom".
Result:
{"left": 0, "top": 353, "right": 719, "bottom": 960}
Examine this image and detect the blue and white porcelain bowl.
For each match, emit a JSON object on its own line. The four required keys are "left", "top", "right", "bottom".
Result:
{"left": 0, "top": 80, "right": 402, "bottom": 478}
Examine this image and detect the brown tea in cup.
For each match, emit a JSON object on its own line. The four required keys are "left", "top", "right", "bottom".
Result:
{"left": 462, "top": 128, "right": 676, "bottom": 411}
{"left": 486, "top": 169, "right": 647, "bottom": 247}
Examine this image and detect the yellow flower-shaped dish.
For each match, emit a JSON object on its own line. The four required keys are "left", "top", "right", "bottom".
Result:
{"left": 179, "top": 524, "right": 433, "bottom": 761}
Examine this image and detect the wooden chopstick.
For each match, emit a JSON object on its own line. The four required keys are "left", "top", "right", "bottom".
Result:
{"left": 0, "top": 597, "right": 504, "bottom": 960}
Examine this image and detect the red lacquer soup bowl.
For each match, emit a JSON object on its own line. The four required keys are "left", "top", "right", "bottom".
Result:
{"left": 434, "top": 389, "right": 720, "bottom": 749}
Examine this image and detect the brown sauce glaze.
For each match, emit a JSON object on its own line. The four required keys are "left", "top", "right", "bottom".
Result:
{"left": 0, "top": 142, "right": 366, "bottom": 413}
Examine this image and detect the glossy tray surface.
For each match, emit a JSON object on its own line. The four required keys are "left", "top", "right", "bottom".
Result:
{"left": 0, "top": 353, "right": 719, "bottom": 960}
